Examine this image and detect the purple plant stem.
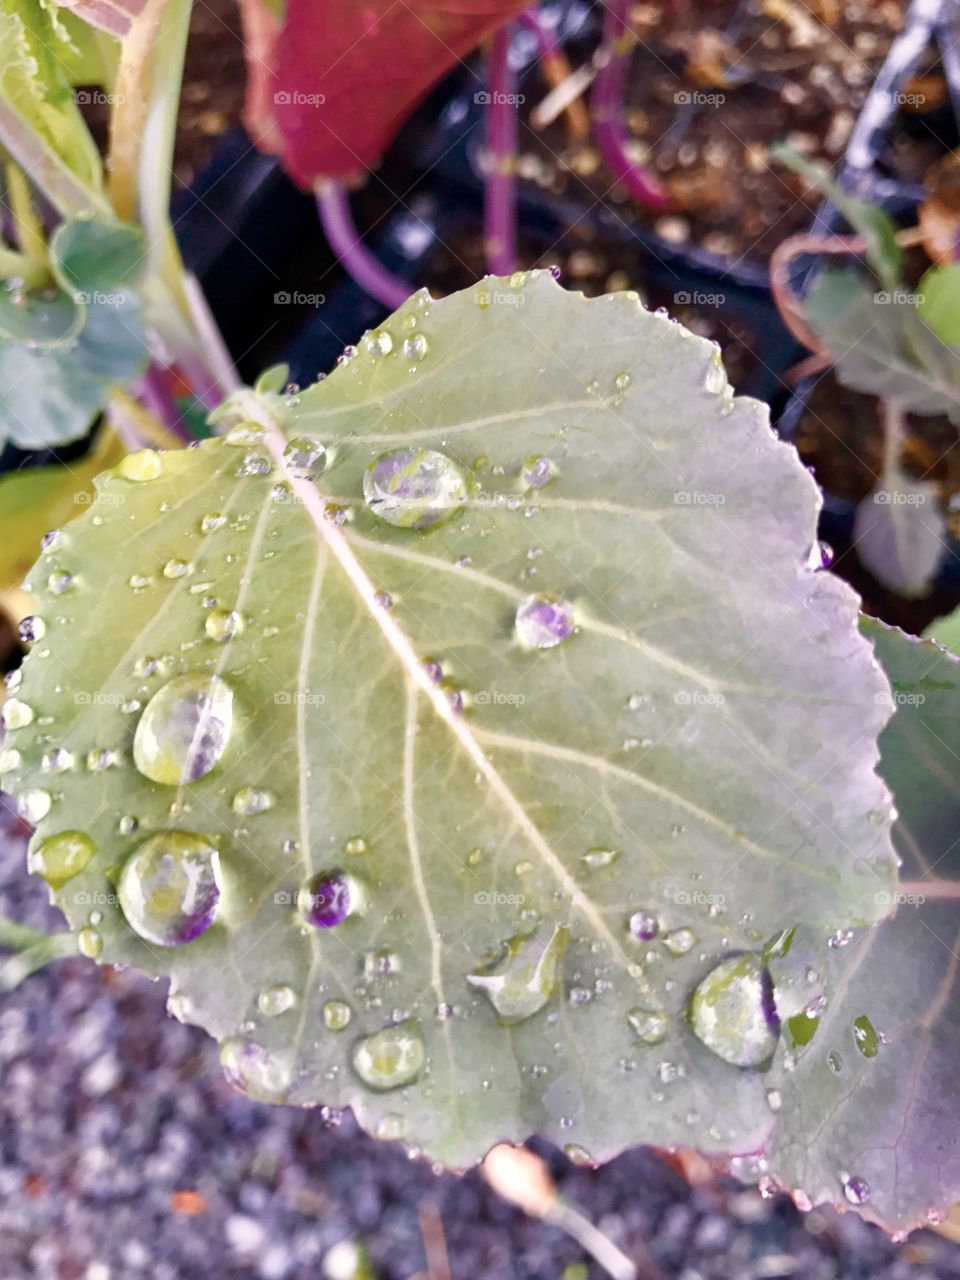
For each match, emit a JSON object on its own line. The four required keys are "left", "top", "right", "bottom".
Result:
{"left": 316, "top": 182, "right": 411, "bottom": 311}
{"left": 484, "top": 24, "right": 518, "bottom": 276}
{"left": 135, "top": 365, "right": 192, "bottom": 442}
{"left": 519, "top": 8, "right": 556, "bottom": 59}
{"left": 591, "top": 0, "right": 668, "bottom": 211}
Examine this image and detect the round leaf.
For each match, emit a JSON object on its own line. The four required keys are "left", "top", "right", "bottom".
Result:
{"left": 49, "top": 216, "right": 146, "bottom": 294}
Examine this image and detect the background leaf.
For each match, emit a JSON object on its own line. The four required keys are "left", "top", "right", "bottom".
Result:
{"left": 239, "top": 0, "right": 530, "bottom": 187}
{"left": 765, "top": 620, "right": 960, "bottom": 1232}
{"left": 852, "top": 474, "right": 946, "bottom": 597}
{"left": 918, "top": 264, "right": 960, "bottom": 346}
{"left": 50, "top": 216, "right": 146, "bottom": 294}
{"left": 2, "top": 274, "right": 897, "bottom": 1171}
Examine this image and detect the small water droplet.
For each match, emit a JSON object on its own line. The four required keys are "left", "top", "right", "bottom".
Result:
{"left": 238, "top": 452, "right": 272, "bottom": 478}
{"left": 133, "top": 673, "right": 234, "bottom": 785}
{"left": 220, "top": 1038, "right": 292, "bottom": 1101}
{"left": 117, "top": 450, "right": 162, "bottom": 482}
{"left": 301, "top": 870, "right": 360, "bottom": 928}
{"left": 200, "top": 512, "right": 226, "bottom": 533}
{"left": 0, "top": 747, "right": 21, "bottom": 775}
{"left": 225, "top": 421, "right": 265, "bottom": 447}
{"left": 85, "top": 748, "right": 120, "bottom": 772}
{"left": 515, "top": 592, "right": 574, "bottom": 649}
{"left": 628, "top": 909, "right": 659, "bottom": 941}
{"left": 689, "top": 953, "right": 779, "bottom": 1067}
{"left": 467, "top": 922, "right": 568, "bottom": 1024}
{"left": 258, "top": 984, "right": 297, "bottom": 1016}
{"left": 766, "top": 1088, "right": 782, "bottom": 1112}
{"left": 521, "top": 455, "right": 553, "bottom": 490}
{"left": 853, "top": 1013, "right": 879, "bottom": 1058}
{"left": 28, "top": 830, "right": 96, "bottom": 888}
{"left": 828, "top": 928, "right": 854, "bottom": 949}
{"left": 323, "top": 1000, "right": 352, "bottom": 1031}
{"left": 47, "top": 569, "right": 74, "bottom": 595}
{"left": 352, "top": 1018, "right": 425, "bottom": 1091}
{"left": 18, "top": 615, "right": 45, "bottom": 644}
{"left": 204, "top": 609, "right": 244, "bottom": 643}
{"left": 364, "top": 329, "right": 393, "bottom": 356}
{"left": 162, "top": 558, "right": 192, "bottom": 580}
{"left": 842, "top": 1173, "right": 871, "bottom": 1205}
{"left": 77, "top": 926, "right": 102, "bottom": 958}
{"left": 1, "top": 698, "right": 34, "bottom": 730}
{"left": 232, "top": 787, "right": 274, "bottom": 816}
{"left": 283, "top": 436, "right": 327, "bottom": 478}
{"left": 41, "top": 529, "right": 64, "bottom": 552}
{"left": 827, "top": 1049, "right": 843, "bottom": 1073}
{"left": 662, "top": 927, "right": 697, "bottom": 956}
{"left": 581, "top": 847, "right": 620, "bottom": 871}
{"left": 402, "top": 334, "right": 428, "bottom": 361}
{"left": 343, "top": 835, "right": 368, "bottom": 855}
{"left": 627, "top": 1006, "right": 668, "bottom": 1045}
{"left": 363, "top": 448, "right": 467, "bottom": 529}
{"left": 17, "top": 789, "right": 51, "bottom": 823}
{"left": 118, "top": 831, "right": 222, "bottom": 947}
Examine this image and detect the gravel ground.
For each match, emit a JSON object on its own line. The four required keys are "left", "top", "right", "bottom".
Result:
{"left": 0, "top": 797, "right": 958, "bottom": 1280}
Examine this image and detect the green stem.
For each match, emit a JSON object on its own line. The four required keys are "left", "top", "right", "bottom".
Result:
{"left": 0, "top": 246, "right": 48, "bottom": 288}
{"left": 0, "top": 917, "right": 59, "bottom": 951}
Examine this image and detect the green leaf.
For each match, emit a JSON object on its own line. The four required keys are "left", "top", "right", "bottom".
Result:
{"left": 50, "top": 216, "right": 146, "bottom": 294}
{"left": 765, "top": 620, "right": 960, "bottom": 1231}
{"left": 0, "top": 280, "right": 84, "bottom": 347}
{"left": 0, "top": 0, "right": 104, "bottom": 203}
{"left": 771, "top": 143, "right": 903, "bottom": 290}
{"left": 806, "top": 268, "right": 960, "bottom": 419}
{"left": 0, "top": 287, "right": 149, "bottom": 449}
{"left": 918, "top": 264, "right": 960, "bottom": 346}
{"left": 0, "top": 273, "right": 897, "bottom": 1169}
{"left": 923, "top": 606, "right": 960, "bottom": 656}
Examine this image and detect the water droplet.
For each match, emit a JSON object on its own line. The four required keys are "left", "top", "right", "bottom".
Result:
{"left": 615, "top": 371, "right": 631, "bottom": 392}
{"left": 515, "top": 592, "right": 574, "bottom": 649}
{"left": 1, "top": 698, "right": 34, "bottom": 730}
{"left": 581, "top": 847, "right": 620, "bottom": 871}
{"left": 343, "top": 835, "right": 368, "bottom": 855}
{"left": 704, "top": 353, "right": 727, "bottom": 394}
{"left": 258, "top": 984, "right": 296, "bottom": 1016}
{"left": 323, "top": 1000, "right": 352, "bottom": 1031}
{"left": 301, "top": 870, "right": 360, "bottom": 928}
{"left": 563, "top": 1144, "right": 594, "bottom": 1165}
{"left": 627, "top": 1006, "right": 668, "bottom": 1045}
{"left": 47, "top": 570, "right": 74, "bottom": 595}
{"left": 842, "top": 1173, "right": 871, "bottom": 1205}
{"left": 77, "top": 926, "right": 102, "bottom": 958}
{"left": 28, "top": 830, "right": 96, "bottom": 889}
{"left": 0, "top": 747, "right": 20, "bottom": 775}
{"left": 628, "top": 909, "right": 659, "bottom": 941}
{"left": 662, "top": 927, "right": 697, "bottom": 956}
{"left": 204, "top": 609, "right": 244, "bottom": 643}
{"left": 41, "top": 529, "right": 64, "bottom": 552}
{"left": 85, "top": 748, "right": 119, "bottom": 772}
{"left": 117, "top": 450, "right": 162, "bottom": 482}
{"left": 18, "top": 615, "right": 45, "bottom": 644}
{"left": 467, "top": 922, "right": 568, "bottom": 1024}
{"left": 690, "top": 953, "right": 779, "bottom": 1068}
{"left": 402, "top": 334, "right": 428, "bottom": 361}
{"left": 225, "top": 421, "right": 265, "bottom": 447}
{"left": 220, "top": 1038, "right": 291, "bottom": 1101}
{"left": 363, "top": 448, "right": 467, "bottom": 529}
{"left": 133, "top": 674, "right": 234, "bottom": 785}
{"left": 827, "top": 1049, "right": 843, "bottom": 1073}
{"left": 364, "top": 329, "right": 393, "bottom": 356}
{"left": 40, "top": 748, "right": 73, "bottom": 773}
{"left": 766, "top": 1088, "right": 782, "bottom": 1112}
{"left": 232, "top": 787, "right": 274, "bottom": 816}
{"left": 17, "top": 789, "right": 51, "bottom": 823}
{"left": 283, "top": 436, "right": 327, "bottom": 477}
{"left": 363, "top": 948, "right": 399, "bottom": 980}
{"left": 828, "top": 928, "right": 854, "bottom": 949}
{"left": 352, "top": 1018, "right": 425, "bottom": 1091}
{"left": 162, "top": 559, "right": 191, "bottom": 580}
{"left": 238, "top": 452, "right": 272, "bottom": 478}
{"left": 853, "top": 1014, "right": 879, "bottom": 1058}
{"left": 118, "top": 814, "right": 139, "bottom": 835}
{"left": 521, "top": 456, "right": 553, "bottom": 490}
{"left": 200, "top": 512, "right": 226, "bottom": 533}
{"left": 118, "top": 831, "right": 222, "bottom": 947}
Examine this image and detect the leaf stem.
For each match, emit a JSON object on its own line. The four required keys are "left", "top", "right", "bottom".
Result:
{"left": 591, "top": 0, "right": 667, "bottom": 211}
{"left": 0, "top": 917, "right": 55, "bottom": 951}
{"left": 548, "top": 1201, "right": 641, "bottom": 1280}
{"left": 315, "top": 182, "right": 411, "bottom": 311}
{"left": 5, "top": 163, "right": 47, "bottom": 263}
{"left": 520, "top": 10, "right": 590, "bottom": 139}
{"left": 484, "top": 24, "right": 518, "bottom": 275}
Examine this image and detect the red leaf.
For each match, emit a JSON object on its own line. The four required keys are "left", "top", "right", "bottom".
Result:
{"left": 239, "top": 0, "right": 528, "bottom": 188}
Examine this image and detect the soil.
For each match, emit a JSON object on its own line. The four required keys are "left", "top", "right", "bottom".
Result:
{"left": 511, "top": 0, "right": 912, "bottom": 267}
{"left": 173, "top": 0, "right": 248, "bottom": 189}
{"left": 0, "top": 796, "right": 959, "bottom": 1280}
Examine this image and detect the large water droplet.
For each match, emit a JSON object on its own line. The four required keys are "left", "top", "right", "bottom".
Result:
{"left": 133, "top": 674, "right": 234, "bottom": 785}
{"left": 467, "top": 922, "right": 569, "bottom": 1024}
{"left": 301, "top": 869, "right": 360, "bottom": 928}
{"left": 514, "top": 592, "right": 574, "bottom": 649}
{"left": 363, "top": 448, "right": 468, "bottom": 529}
{"left": 841, "top": 1173, "right": 871, "bottom": 1205}
{"left": 205, "top": 609, "right": 244, "bottom": 643}
{"left": 258, "top": 984, "right": 296, "bottom": 1017}
{"left": 220, "top": 1038, "right": 292, "bottom": 1101}
{"left": 28, "top": 830, "right": 96, "bottom": 889}
{"left": 352, "top": 1018, "right": 425, "bottom": 1091}
{"left": 118, "top": 831, "right": 222, "bottom": 947}
{"left": 689, "top": 953, "right": 779, "bottom": 1067}
{"left": 17, "top": 789, "right": 51, "bottom": 823}
{"left": 402, "top": 334, "right": 428, "bottom": 361}
{"left": 853, "top": 1013, "right": 879, "bottom": 1058}
{"left": 323, "top": 999, "right": 352, "bottom": 1031}
{"left": 1, "top": 697, "right": 34, "bottom": 730}
{"left": 283, "top": 437, "right": 327, "bottom": 478}
{"left": 363, "top": 329, "right": 393, "bottom": 356}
